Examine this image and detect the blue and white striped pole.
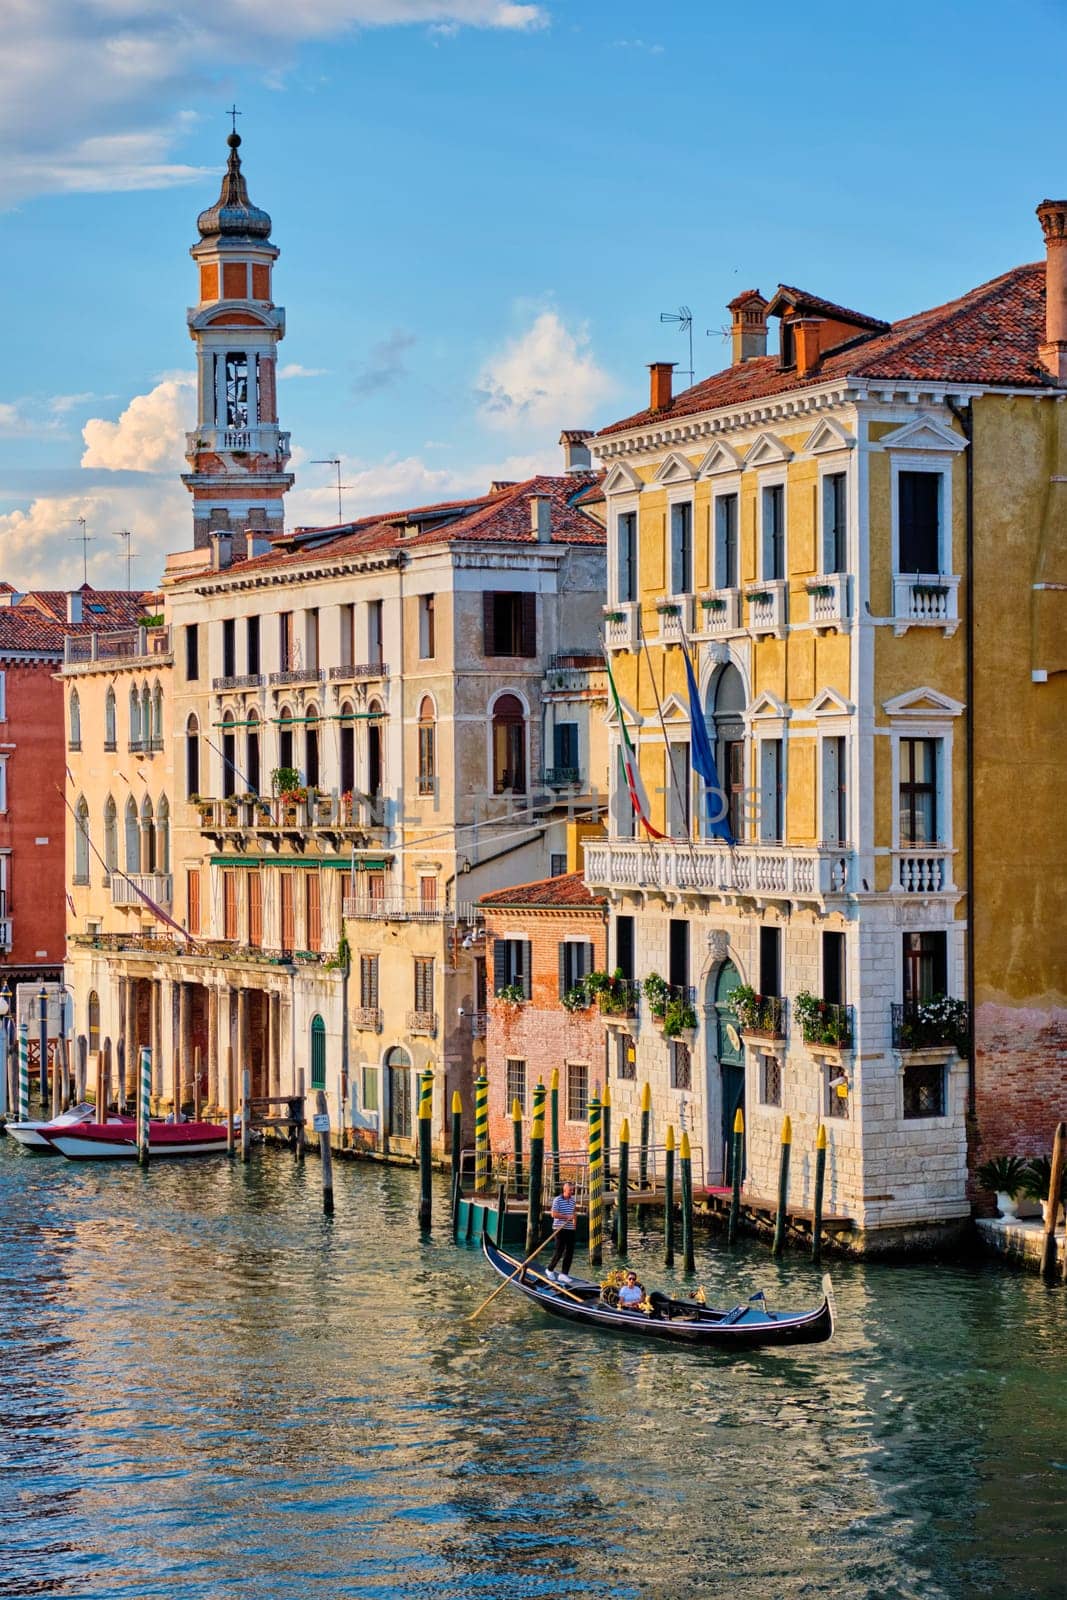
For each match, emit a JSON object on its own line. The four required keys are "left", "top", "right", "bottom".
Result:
{"left": 138, "top": 1046, "right": 151, "bottom": 1167}
{"left": 18, "top": 1022, "right": 29, "bottom": 1124}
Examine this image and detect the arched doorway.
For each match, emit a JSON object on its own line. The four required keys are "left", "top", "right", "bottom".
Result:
{"left": 714, "top": 961, "right": 745, "bottom": 1184}
{"left": 310, "top": 1014, "right": 326, "bottom": 1091}
{"left": 384, "top": 1045, "right": 412, "bottom": 1140}
{"left": 711, "top": 664, "right": 746, "bottom": 841}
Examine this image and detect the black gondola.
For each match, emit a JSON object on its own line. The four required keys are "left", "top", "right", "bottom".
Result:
{"left": 481, "top": 1234, "right": 835, "bottom": 1349}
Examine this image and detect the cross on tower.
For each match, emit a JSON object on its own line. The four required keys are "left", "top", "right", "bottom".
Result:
{"left": 228, "top": 104, "right": 242, "bottom": 135}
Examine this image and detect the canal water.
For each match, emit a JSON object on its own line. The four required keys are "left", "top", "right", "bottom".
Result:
{"left": 1, "top": 1142, "right": 1063, "bottom": 1600}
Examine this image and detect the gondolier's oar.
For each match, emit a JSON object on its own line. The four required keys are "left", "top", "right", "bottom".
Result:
{"left": 465, "top": 1234, "right": 555, "bottom": 1322}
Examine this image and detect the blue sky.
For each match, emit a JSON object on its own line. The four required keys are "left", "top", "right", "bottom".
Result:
{"left": 1, "top": 0, "right": 1065, "bottom": 589}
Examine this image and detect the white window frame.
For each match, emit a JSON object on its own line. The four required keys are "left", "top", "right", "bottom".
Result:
{"left": 890, "top": 453, "right": 954, "bottom": 579}
{"left": 612, "top": 498, "right": 640, "bottom": 606}
{"left": 758, "top": 471, "right": 788, "bottom": 582}
{"left": 818, "top": 463, "right": 850, "bottom": 576}
{"left": 711, "top": 478, "right": 742, "bottom": 591}
{"left": 666, "top": 490, "right": 695, "bottom": 599}
{"left": 888, "top": 727, "right": 952, "bottom": 852}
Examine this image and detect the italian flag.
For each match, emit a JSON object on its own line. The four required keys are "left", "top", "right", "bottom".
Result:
{"left": 604, "top": 649, "right": 666, "bottom": 840}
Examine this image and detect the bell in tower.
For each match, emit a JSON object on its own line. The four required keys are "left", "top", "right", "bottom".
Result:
{"left": 182, "top": 127, "right": 294, "bottom": 553}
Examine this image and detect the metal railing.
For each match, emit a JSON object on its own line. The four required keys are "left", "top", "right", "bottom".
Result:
{"left": 891, "top": 999, "right": 970, "bottom": 1053}
{"left": 343, "top": 898, "right": 479, "bottom": 923}
{"left": 63, "top": 626, "right": 171, "bottom": 665}
{"left": 328, "top": 661, "right": 389, "bottom": 681}
{"left": 541, "top": 766, "right": 582, "bottom": 788}
{"left": 737, "top": 994, "right": 786, "bottom": 1037}
{"left": 213, "top": 673, "right": 264, "bottom": 692}
{"left": 268, "top": 667, "right": 325, "bottom": 687}
{"left": 479, "top": 1141, "right": 706, "bottom": 1202}
{"left": 469, "top": 1011, "right": 487, "bottom": 1038}
{"left": 798, "top": 1000, "right": 853, "bottom": 1049}
{"left": 594, "top": 977, "right": 641, "bottom": 1018}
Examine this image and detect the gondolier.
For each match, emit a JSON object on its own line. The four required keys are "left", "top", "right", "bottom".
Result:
{"left": 545, "top": 1180, "right": 577, "bottom": 1284}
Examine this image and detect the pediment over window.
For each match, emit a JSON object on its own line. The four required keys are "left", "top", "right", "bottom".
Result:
{"left": 652, "top": 451, "right": 697, "bottom": 486}
{"left": 748, "top": 689, "right": 790, "bottom": 718}
{"left": 878, "top": 414, "right": 968, "bottom": 454}
{"left": 743, "top": 431, "right": 793, "bottom": 468}
{"left": 605, "top": 693, "right": 643, "bottom": 729}
{"left": 659, "top": 693, "right": 691, "bottom": 723}
{"left": 807, "top": 686, "right": 854, "bottom": 716}
{"left": 882, "top": 685, "right": 965, "bottom": 718}
{"left": 802, "top": 417, "right": 855, "bottom": 455}
{"left": 603, "top": 461, "right": 644, "bottom": 496}
{"left": 696, "top": 439, "right": 744, "bottom": 477}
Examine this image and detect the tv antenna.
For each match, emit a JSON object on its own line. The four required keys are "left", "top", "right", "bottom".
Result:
{"left": 112, "top": 529, "right": 136, "bottom": 591}
{"left": 311, "top": 457, "right": 349, "bottom": 524}
{"left": 71, "top": 517, "right": 94, "bottom": 585}
{"left": 659, "top": 306, "right": 694, "bottom": 387}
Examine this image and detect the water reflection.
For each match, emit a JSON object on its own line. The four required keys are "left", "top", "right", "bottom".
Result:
{"left": 1, "top": 1142, "right": 1063, "bottom": 1599}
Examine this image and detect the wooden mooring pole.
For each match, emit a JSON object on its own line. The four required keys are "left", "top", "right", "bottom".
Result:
{"left": 772, "top": 1115, "right": 792, "bottom": 1257}
{"left": 680, "top": 1130, "right": 695, "bottom": 1273}
{"left": 526, "top": 1099, "right": 545, "bottom": 1256}
{"left": 474, "top": 1072, "right": 488, "bottom": 1194}
{"left": 316, "top": 1089, "right": 335, "bottom": 1216}
{"left": 588, "top": 1092, "right": 604, "bottom": 1269}
{"left": 417, "top": 1072, "right": 433, "bottom": 1229}
{"left": 241, "top": 1069, "right": 251, "bottom": 1162}
{"left": 726, "top": 1107, "right": 744, "bottom": 1247}
{"left": 100, "top": 1038, "right": 111, "bottom": 1124}
{"left": 637, "top": 1081, "right": 651, "bottom": 1226}
{"left": 601, "top": 1081, "right": 611, "bottom": 1193}
{"left": 1040, "top": 1120, "right": 1066, "bottom": 1281}
{"left": 137, "top": 1046, "right": 151, "bottom": 1168}
{"left": 812, "top": 1123, "right": 827, "bottom": 1265}
{"left": 450, "top": 1090, "right": 462, "bottom": 1189}
{"left": 193, "top": 1046, "right": 202, "bottom": 1123}
{"left": 664, "top": 1125, "right": 676, "bottom": 1268}
{"left": 615, "top": 1118, "right": 630, "bottom": 1256}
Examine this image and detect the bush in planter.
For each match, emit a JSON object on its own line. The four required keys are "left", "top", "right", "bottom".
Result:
{"left": 662, "top": 997, "right": 697, "bottom": 1038}
{"left": 975, "top": 1154, "right": 1029, "bottom": 1196}
{"left": 900, "top": 995, "right": 970, "bottom": 1054}
{"left": 642, "top": 972, "right": 670, "bottom": 1019}
{"left": 271, "top": 766, "right": 301, "bottom": 795}
{"left": 794, "top": 990, "right": 851, "bottom": 1047}
{"left": 587, "top": 968, "right": 634, "bottom": 1015}
{"left": 561, "top": 984, "right": 592, "bottom": 1012}
{"left": 495, "top": 983, "right": 526, "bottom": 1005}
{"left": 1020, "top": 1155, "right": 1066, "bottom": 1203}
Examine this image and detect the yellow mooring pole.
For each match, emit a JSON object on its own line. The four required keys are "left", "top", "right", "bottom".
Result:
{"left": 474, "top": 1072, "right": 489, "bottom": 1195}
{"left": 588, "top": 1091, "right": 603, "bottom": 1269}
{"left": 771, "top": 1114, "right": 792, "bottom": 1257}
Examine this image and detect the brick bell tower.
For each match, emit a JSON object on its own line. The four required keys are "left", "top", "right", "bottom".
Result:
{"left": 182, "top": 127, "right": 294, "bottom": 552}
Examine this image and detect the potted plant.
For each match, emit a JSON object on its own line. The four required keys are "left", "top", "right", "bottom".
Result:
{"left": 662, "top": 995, "right": 697, "bottom": 1038}
{"left": 747, "top": 589, "right": 772, "bottom": 607}
{"left": 586, "top": 968, "right": 635, "bottom": 1016}
{"left": 561, "top": 983, "right": 591, "bottom": 1012}
{"left": 701, "top": 595, "right": 727, "bottom": 612}
{"left": 271, "top": 765, "right": 301, "bottom": 795}
{"left": 495, "top": 982, "right": 526, "bottom": 1005}
{"left": 975, "top": 1154, "right": 1030, "bottom": 1220}
{"left": 604, "top": 610, "right": 625, "bottom": 624}
{"left": 643, "top": 971, "right": 670, "bottom": 1020}
{"left": 806, "top": 582, "right": 834, "bottom": 599}
{"left": 656, "top": 601, "right": 680, "bottom": 617}
{"left": 1021, "top": 1155, "right": 1066, "bottom": 1226}
{"left": 794, "top": 991, "right": 852, "bottom": 1049}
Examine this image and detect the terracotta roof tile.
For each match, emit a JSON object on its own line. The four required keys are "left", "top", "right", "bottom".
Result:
{"left": 0, "top": 610, "right": 65, "bottom": 653}
{"left": 766, "top": 283, "right": 889, "bottom": 332}
{"left": 479, "top": 870, "right": 604, "bottom": 910}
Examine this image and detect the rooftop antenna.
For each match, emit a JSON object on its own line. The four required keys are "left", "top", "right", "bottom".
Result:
{"left": 112, "top": 529, "right": 136, "bottom": 591}
{"left": 71, "top": 517, "right": 95, "bottom": 585}
{"left": 311, "top": 458, "right": 349, "bottom": 524}
{"left": 659, "top": 306, "right": 694, "bottom": 388}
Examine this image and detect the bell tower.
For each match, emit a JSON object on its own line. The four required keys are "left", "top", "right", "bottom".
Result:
{"left": 182, "top": 128, "right": 294, "bottom": 552}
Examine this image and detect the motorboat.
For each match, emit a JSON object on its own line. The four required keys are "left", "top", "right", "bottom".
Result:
{"left": 40, "top": 1119, "right": 229, "bottom": 1161}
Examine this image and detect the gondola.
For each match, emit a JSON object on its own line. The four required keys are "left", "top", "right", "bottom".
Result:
{"left": 481, "top": 1234, "right": 835, "bottom": 1349}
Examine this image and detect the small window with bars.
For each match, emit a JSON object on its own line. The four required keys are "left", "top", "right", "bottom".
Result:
{"left": 414, "top": 957, "right": 435, "bottom": 1013}
{"left": 615, "top": 1033, "right": 636, "bottom": 1081}
{"left": 566, "top": 1061, "right": 589, "bottom": 1123}
{"left": 761, "top": 1054, "right": 782, "bottom": 1107}
{"left": 826, "top": 1064, "right": 849, "bottom": 1119}
{"left": 360, "top": 954, "right": 379, "bottom": 1009}
{"left": 903, "top": 1062, "right": 945, "bottom": 1119}
{"left": 669, "top": 1040, "right": 691, "bottom": 1091}
{"left": 506, "top": 1057, "right": 526, "bottom": 1113}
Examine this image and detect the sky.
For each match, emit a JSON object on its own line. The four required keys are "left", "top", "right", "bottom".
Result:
{"left": 1, "top": 0, "right": 1066, "bottom": 592}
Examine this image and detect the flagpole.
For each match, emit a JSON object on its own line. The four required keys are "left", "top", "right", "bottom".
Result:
{"left": 678, "top": 620, "right": 735, "bottom": 848}
{"left": 639, "top": 625, "right": 697, "bottom": 868}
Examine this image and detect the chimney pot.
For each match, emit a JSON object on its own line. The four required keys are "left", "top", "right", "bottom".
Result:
{"left": 209, "top": 532, "right": 233, "bottom": 571}
{"left": 648, "top": 362, "right": 676, "bottom": 412}
{"left": 1038, "top": 198, "right": 1067, "bottom": 384}
{"left": 66, "top": 591, "right": 83, "bottom": 624}
{"left": 529, "top": 494, "right": 552, "bottom": 541}
{"left": 559, "top": 428, "right": 593, "bottom": 474}
{"left": 727, "top": 290, "right": 769, "bottom": 365}
{"left": 792, "top": 317, "right": 826, "bottom": 377}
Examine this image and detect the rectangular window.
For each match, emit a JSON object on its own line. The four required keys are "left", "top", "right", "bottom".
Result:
{"left": 553, "top": 721, "right": 579, "bottom": 774}
{"left": 222, "top": 618, "right": 236, "bottom": 679}
{"left": 566, "top": 1061, "right": 589, "bottom": 1123}
{"left": 826, "top": 1064, "right": 849, "bottom": 1118}
{"left": 414, "top": 956, "right": 435, "bottom": 1013}
{"left": 223, "top": 871, "right": 238, "bottom": 941}
{"left": 759, "top": 739, "right": 785, "bottom": 841}
{"left": 667, "top": 742, "right": 691, "bottom": 837}
{"left": 822, "top": 473, "right": 847, "bottom": 573}
{"left": 362, "top": 1065, "right": 379, "bottom": 1114}
{"left": 558, "top": 940, "right": 594, "bottom": 998}
{"left": 246, "top": 871, "right": 262, "bottom": 947}
{"left": 493, "top": 937, "right": 531, "bottom": 997}
{"left": 305, "top": 872, "right": 322, "bottom": 952}
{"left": 903, "top": 1062, "right": 946, "bottom": 1118}
{"left": 669, "top": 1039, "right": 692, "bottom": 1091}
{"left": 714, "top": 493, "right": 739, "bottom": 589}
{"left": 821, "top": 736, "right": 847, "bottom": 846}
{"left": 898, "top": 470, "right": 941, "bottom": 573}
{"left": 186, "top": 868, "right": 201, "bottom": 936}
{"left": 280, "top": 873, "right": 295, "bottom": 949}
{"left": 761, "top": 1054, "right": 782, "bottom": 1107}
{"left": 550, "top": 853, "right": 567, "bottom": 878}
{"left": 902, "top": 931, "right": 947, "bottom": 1004}
{"left": 185, "top": 625, "right": 200, "bottom": 682}
{"left": 670, "top": 501, "right": 693, "bottom": 595}
{"left": 762, "top": 483, "right": 785, "bottom": 580}
{"left": 618, "top": 510, "right": 638, "bottom": 603}
{"left": 305, "top": 608, "right": 320, "bottom": 672}
{"left": 615, "top": 1033, "right": 636, "bottom": 1081}
{"left": 418, "top": 594, "right": 436, "bottom": 659}
{"left": 483, "top": 592, "right": 536, "bottom": 657}
{"left": 418, "top": 876, "right": 438, "bottom": 914}
{"left": 615, "top": 746, "right": 635, "bottom": 840}
{"left": 615, "top": 915, "right": 634, "bottom": 981}
{"left": 822, "top": 930, "right": 846, "bottom": 1007}
{"left": 368, "top": 600, "right": 384, "bottom": 667}
{"left": 246, "top": 615, "right": 260, "bottom": 675}
{"left": 899, "top": 737, "right": 938, "bottom": 845}
{"left": 506, "top": 1057, "right": 526, "bottom": 1114}
{"left": 669, "top": 918, "right": 689, "bottom": 991}
{"left": 366, "top": 871, "right": 385, "bottom": 906}
{"left": 339, "top": 603, "right": 355, "bottom": 668}
{"left": 759, "top": 925, "right": 781, "bottom": 998}
{"left": 279, "top": 611, "right": 294, "bottom": 672}
{"left": 360, "top": 954, "right": 379, "bottom": 1010}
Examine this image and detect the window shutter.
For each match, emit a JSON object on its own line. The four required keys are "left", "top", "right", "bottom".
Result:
{"left": 522, "top": 941, "right": 533, "bottom": 999}
{"left": 582, "top": 942, "right": 595, "bottom": 980}
{"left": 520, "top": 592, "right": 536, "bottom": 657}
{"left": 493, "top": 939, "right": 507, "bottom": 993}
{"left": 483, "top": 592, "right": 496, "bottom": 656}
{"left": 558, "top": 942, "right": 568, "bottom": 999}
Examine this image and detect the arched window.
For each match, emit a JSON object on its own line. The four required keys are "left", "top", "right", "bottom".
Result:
{"left": 186, "top": 715, "right": 200, "bottom": 799}
{"left": 140, "top": 795, "right": 155, "bottom": 873}
{"left": 278, "top": 705, "right": 294, "bottom": 772}
{"left": 87, "top": 991, "right": 100, "bottom": 1054}
{"left": 74, "top": 797, "right": 90, "bottom": 882}
{"left": 367, "top": 700, "right": 384, "bottom": 821}
{"left": 129, "top": 685, "right": 141, "bottom": 747}
{"left": 68, "top": 689, "right": 81, "bottom": 751}
{"left": 384, "top": 1044, "right": 412, "bottom": 1140}
{"left": 339, "top": 702, "right": 355, "bottom": 796}
{"left": 141, "top": 684, "right": 151, "bottom": 748}
{"left": 305, "top": 706, "right": 320, "bottom": 792}
{"left": 156, "top": 795, "right": 170, "bottom": 875}
{"left": 151, "top": 683, "right": 164, "bottom": 747}
{"left": 103, "top": 795, "right": 118, "bottom": 874}
{"left": 124, "top": 796, "right": 139, "bottom": 873}
{"left": 246, "top": 711, "right": 260, "bottom": 796}
{"left": 491, "top": 694, "right": 526, "bottom": 794}
{"left": 221, "top": 711, "right": 236, "bottom": 799}
{"left": 104, "top": 688, "right": 117, "bottom": 750}
{"left": 417, "top": 696, "right": 436, "bottom": 795}
{"left": 712, "top": 664, "right": 747, "bottom": 843}
{"left": 310, "top": 1013, "right": 326, "bottom": 1091}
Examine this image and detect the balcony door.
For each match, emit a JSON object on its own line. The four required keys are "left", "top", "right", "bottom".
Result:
{"left": 385, "top": 1045, "right": 412, "bottom": 1141}
{"left": 714, "top": 961, "right": 745, "bottom": 1186}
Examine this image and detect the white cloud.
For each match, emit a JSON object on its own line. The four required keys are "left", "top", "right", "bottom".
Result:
{"left": 0, "top": 480, "right": 190, "bottom": 591}
{"left": 278, "top": 364, "right": 327, "bottom": 379}
{"left": 476, "top": 310, "right": 614, "bottom": 434}
{"left": 81, "top": 376, "right": 194, "bottom": 473}
{"left": 0, "top": 3, "right": 549, "bottom": 203}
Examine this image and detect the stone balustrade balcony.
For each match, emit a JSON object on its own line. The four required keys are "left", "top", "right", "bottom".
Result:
{"left": 583, "top": 838, "right": 853, "bottom": 905}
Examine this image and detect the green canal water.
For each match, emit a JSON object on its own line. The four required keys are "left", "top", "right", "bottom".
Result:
{"left": 1, "top": 1141, "right": 1064, "bottom": 1600}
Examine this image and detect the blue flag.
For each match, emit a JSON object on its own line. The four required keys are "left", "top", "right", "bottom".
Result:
{"left": 681, "top": 638, "right": 734, "bottom": 844}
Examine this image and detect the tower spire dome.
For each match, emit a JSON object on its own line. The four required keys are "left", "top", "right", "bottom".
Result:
{"left": 196, "top": 128, "right": 272, "bottom": 244}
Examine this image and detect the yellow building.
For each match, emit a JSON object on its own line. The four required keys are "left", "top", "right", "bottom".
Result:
{"left": 585, "top": 203, "right": 1067, "bottom": 1251}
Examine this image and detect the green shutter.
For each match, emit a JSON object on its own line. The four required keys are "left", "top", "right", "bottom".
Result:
{"left": 310, "top": 1014, "right": 326, "bottom": 1090}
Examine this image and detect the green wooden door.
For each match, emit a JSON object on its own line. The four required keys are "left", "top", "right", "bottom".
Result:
{"left": 310, "top": 1015, "right": 326, "bottom": 1091}
{"left": 715, "top": 962, "right": 745, "bottom": 1184}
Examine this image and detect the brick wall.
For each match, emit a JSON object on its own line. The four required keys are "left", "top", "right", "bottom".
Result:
{"left": 974, "top": 1002, "right": 1067, "bottom": 1160}
{"left": 0, "top": 659, "right": 65, "bottom": 979}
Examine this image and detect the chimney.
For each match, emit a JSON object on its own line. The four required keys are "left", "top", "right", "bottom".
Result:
{"left": 648, "top": 362, "right": 676, "bottom": 412}
{"left": 1038, "top": 198, "right": 1067, "bottom": 383}
{"left": 66, "top": 591, "right": 83, "bottom": 625}
{"left": 246, "top": 531, "right": 271, "bottom": 558}
{"left": 792, "top": 317, "right": 826, "bottom": 377}
{"left": 559, "top": 428, "right": 593, "bottom": 474}
{"left": 727, "top": 290, "right": 769, "bottom": 365}
{"left": 529, "top": 494, "right": 552, "bottom": 541}
{"left": 209, "top": 532, "right": 233, "bottom": 571}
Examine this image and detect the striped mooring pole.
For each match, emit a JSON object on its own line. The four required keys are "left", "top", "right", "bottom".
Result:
{"left": 680, "top": 1129, "right": 695, "bottom": 1273}
{"left": 138, "top": 1046, "right": 151, "bottom": 1168}
{"left": 18, "top": 1021, "right": 29, "bottom": 1123}
{"left": 474, "top": 1072, "right": 489, "bottom": 1194}
{"left": 615, "top": 1117, "right": 630, "bottom": 1256}
{"left": 771, "top": 1114, "right": 792, "bottom": 1257}
{"left": 511, "top": 1097, "right": 524, "bottom": 1199}
{"left": 450, "top": 1090, "right": 463, "bottom": 1188}
{"left": 526, "top": 1099, "right": 545, "bottom": 1255}
{"left": 532, "top": 1078, "right": 546, "bottom": 1138}
{"left": 588, "top": 1091, "right": 603, "bottom": 1269}
{"left": 812, "top": 1123, "right": 827, "bottom": 1265}
{"left": 726, "top": 1107, "right": 744, "bottom": 1246}
{"left": 550, "top": 1067, "right": 560, "bottom": 1191}
{"left": 664, "top": 1124, "right": 676, "bottom": 1267}
{"left": 601, "top": 1081, "right": 611, "bottom": 1193}
{"left": 418, "top": 1070, "right": 433, "bottom": 1230}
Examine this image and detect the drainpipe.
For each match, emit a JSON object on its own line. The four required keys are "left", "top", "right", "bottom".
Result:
{"left": 946, "top": 396, "right": 976, "bottom": 1117}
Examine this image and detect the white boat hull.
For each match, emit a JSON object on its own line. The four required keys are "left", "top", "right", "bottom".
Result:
{"left": 4, "top": 1105, "right": 107, "bottom": 1152}
{"left": 46, "top": 1131, "right": 227, "bottom": 1160}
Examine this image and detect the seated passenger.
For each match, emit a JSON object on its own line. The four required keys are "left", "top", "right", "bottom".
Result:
{"left": 616, "top": 1271, "right": 644, "bottom": 1310}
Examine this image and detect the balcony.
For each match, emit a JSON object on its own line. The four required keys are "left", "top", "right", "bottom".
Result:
{"left": 656, "top": 596, "right": 694, "bottom": 642}
{"left": 892, "top": 573, "right": 961, "bottom": 637}
{"left": 734, "top": 992, "right": 787, "bottom": 1041}
{"left": 343, "top": 897, "right": 479, "bottom": 923}
{"left": 329, "top": 661, "right": 389, "bottom": 682}
{"left": 593, "top": 975, "right": 641, "bottom": 1019}
{"left": 893, "top": 849, "right": 954, "bottom": 893}
{"left": 0, "top": 918, "right": 10, "bottom": 952}
{"left": 111, "top": 873, "right": 173, "bottom": 908}
{"left": 64, "top": 626, "right": 171, "bottom": 667}
{"left": 269, "top": 667, "right": 325, "bottom": 688}
{"left": 542, "top": 766, "right": 582, "bottom": 789}
{"left": 805, "top": 573, "right": 852, "bottom": 633}
{"left": 469, "top": 1011, "right": 487, "bottom": 1038}
{"left": 891, "top": 998, "right": 970, "bottom": 1055}
{"left": 602, "top": 602, "right": 641, "bottom": 651}
{"left": 213, "top": 673, "right": 265, "bottom": 692}
{"left": 584, "top": 839, "right": 852, "bottom": 904}
{"left": 406, "top": 1009, "right": 437, "bottom": 1036}
{"left": 797, "top": 999, "right": 854, "bottom": 1051}
{"left": 745, "top": 580, "right": 788, "bottom": 636}
{"left": 187, "top": 424, "right": 290, "bottom": 458}
{"left": 695, "top": 589, "right": 742, "bottom": 636}
{"left": 353, "top": 1006, "right": 383, "bottom": 1032}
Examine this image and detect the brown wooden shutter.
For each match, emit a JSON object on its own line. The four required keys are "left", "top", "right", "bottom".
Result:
{"left": 306, "top": 872, "right": 321, "bottom": 952}
{"left": 186, "top": 868, "right": 201, "bottom": 936}
{"left": 280, "top": 874, "right": 294, "bottom": 948}
{"left": 520, "top": 592, "right": 536, "bottom": 656}
{"left": 223, "top": 872, "right": 237, "bottom": 941}
{"left": 483, "top": 592, "right": 497, "bottom": 656}
{"left": 248, "top": 871, "right": 262, "bottom": 947}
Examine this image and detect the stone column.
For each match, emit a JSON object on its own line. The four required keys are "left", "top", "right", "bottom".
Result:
{"left": 269, "top": 991, "right": 281, "bottom": 1099}
{"left": 207, "top": 985, "right": 219, "bottom": 1109}
{"left": 124, "top": 977, "right": 137, "bottom": 1100}
{"left": 151, "top": 978, "right": 163, "bottom": 1101}
{"left": 177, "top": 982, "right": 190, "bottom": 1111}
